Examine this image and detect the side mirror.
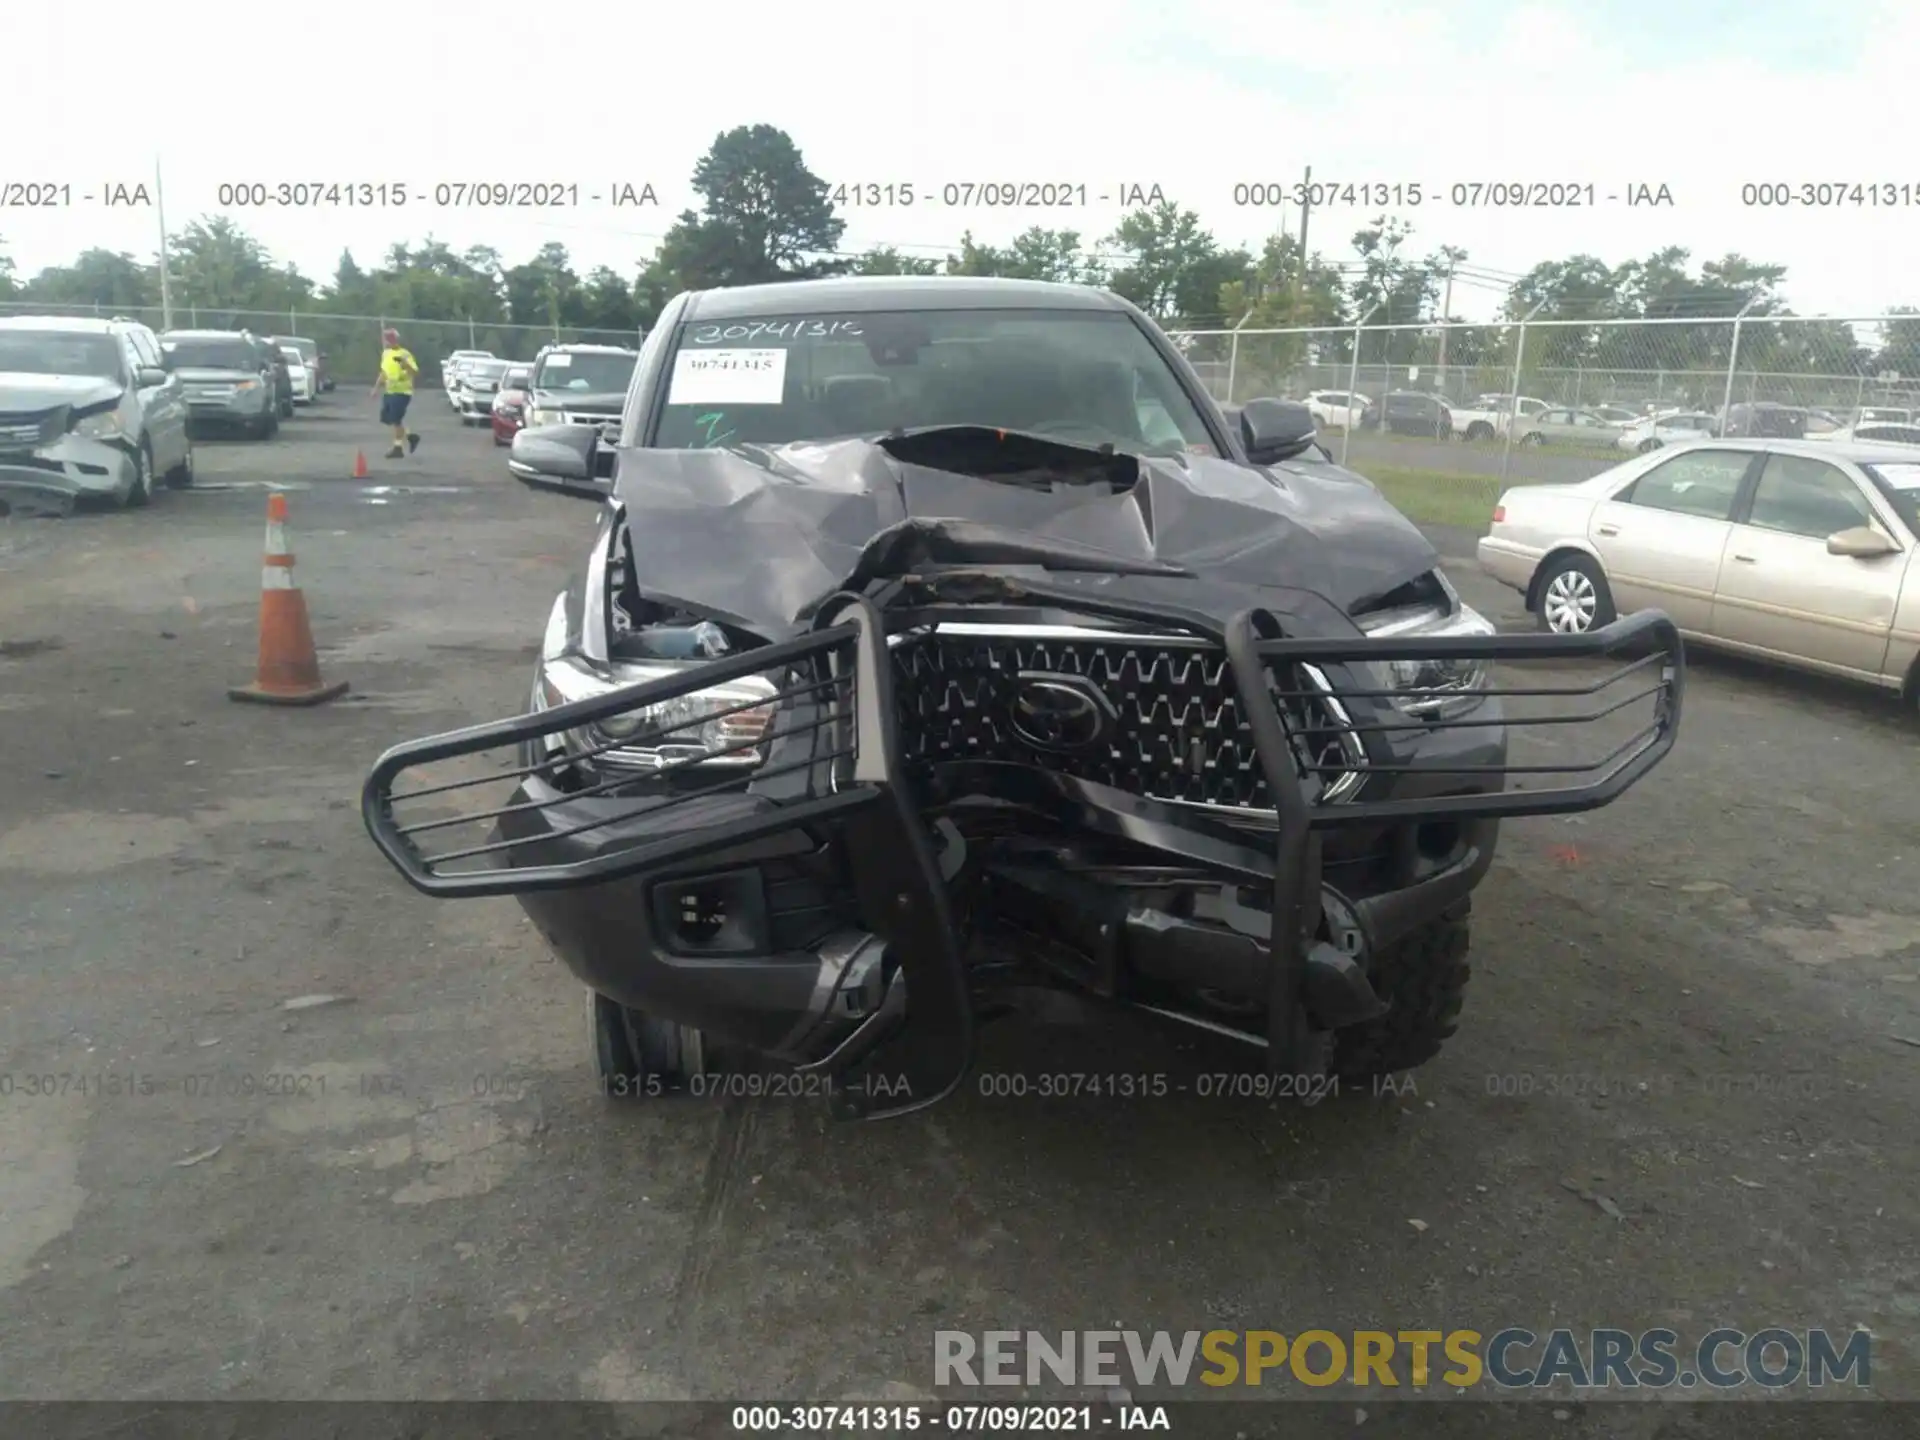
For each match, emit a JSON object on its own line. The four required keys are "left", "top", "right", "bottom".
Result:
{"left": 135, "top": 365, "right": 169, "bottom": 387}
{"left": 1237, "top": 396, "right": 1317, "bottom": 464}
{"left": 508, "top": 424, "right": 611, "bottom": 501}
{"left": 1827, "top": 525, "right": 1899, "bottom": 558}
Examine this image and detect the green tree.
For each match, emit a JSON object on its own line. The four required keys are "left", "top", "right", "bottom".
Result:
{"left": 167, "top": 217, "right": 312, "bottom": 313}
{"left": 22, "top": 248, "right": 159, "bottom": 309}
{"left": 503, "top": 241, "right": 581, "bottom": 332}
{"left": 656, "top": 125, "right": 847, "bottom": 290}
{"left": 945, "top": 228, "right": 1103, "bottom": 284}
{"left": 0, "top": 238, "right": 15, "bottom": 299}
{"left": 1102, "top": 202, "right": 1248, "bottom": 321}
{"left": 577, "top": 265, "right": 640, "bottom": 331}
{"left": 1874, "top": 307, "right": 1920, "bottom": 378}
{"left": 853, "top": 245, "right": 940, "bottom": 276}
{"left": 1348, "top": 217, "right": 1442, "bottom": 365}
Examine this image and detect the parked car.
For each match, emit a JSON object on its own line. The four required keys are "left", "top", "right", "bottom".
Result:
{"left": 160, "top": 329, "right": 281, "bottom": 439}
{"left": 362, "top": 275, "right": 1682, "bottom": 1122}
{"left": 522, "top": 343, "right": 640, "bottom": 470}
{"left": 1446, "top": 397, "right": 1505, "bottom": 442}
{"left": 0, "top": 314, "right": 195, "bottom": 512}
{"left": 452, "top": 357, "right": 514, "bottom": 424}
{"left": 1589, "top": 405, "right": 1641, "bottom": 426}
{"left": 1479, "top": 438, "right": 1919, "bottom": 706}
{"left": 1378, "top": 389, "right": 1452, "bottom": 437}
{"left": 1853, "top": 406, "right": 1913, "bottom": 426}
{"left": 1616, "top": 410, "right": 1718, "bottom": 453}
{"left": 247, "top": 334, "right": 295, "bottom": 417}
{"left": 490, "top": 363, "right": 535, "bottom": 446}
{"left": 280, "top": 336, "right": 327, "bottom": 394}
{"left": 1815, "top": 422, "right": 1920, "bottom": 448}
{"left": 441, "top": 349, "right": 494, "bottom": 393}
{"left": 1304, "top": 389, "right": 1371, "bottom": 431}
{"left": 1721, "top": 402, "right": 1807, "bottom": 439}
{"left": 277, "top": 344, "right": 315, "bottom": 405}
{"left": 1513, "top": 407, "right": 1626, "bottom": 447}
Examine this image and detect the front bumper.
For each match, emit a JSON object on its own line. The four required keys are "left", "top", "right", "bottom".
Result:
{"left": 0, "top": 435, "right": 139, "bottom": 511}
{"left": 456, "top": 389, "right": 498, "bottom": 416}
{"left": 364, "top": 592, "right": 1684, "bottom": 1119}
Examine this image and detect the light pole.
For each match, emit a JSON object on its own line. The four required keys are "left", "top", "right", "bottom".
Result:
{"left": 1720, "top": 297, "right": 1759, "bottom": 429}
{"left": 1225, "top": 307, "right": 1255, "bottom": 405}
{"left": 1499, "top": 301, "right": 1549, "bottom": 486}
{"left": 155, "top": 157, "right": 174, "bottom": 331}
{"left": 1339, "top": 302, "right": 1383, "bottom": 468}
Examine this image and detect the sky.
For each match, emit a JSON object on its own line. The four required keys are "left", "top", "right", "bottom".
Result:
{"left": 4, "top": 0, "right": 1914, "bottom": 325}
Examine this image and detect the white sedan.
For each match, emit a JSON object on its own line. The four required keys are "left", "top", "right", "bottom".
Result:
{"left": 1477, "top": 437, "right": 1920, "bottom": 705}
{"left": 278, "top": 345, "right": 314, "bottom": 404}
{"left": 1614, "top": 410, "right": 1717, "bottom": 454}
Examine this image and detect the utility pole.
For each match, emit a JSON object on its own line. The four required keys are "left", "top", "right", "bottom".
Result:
{"left": 155, "top": 157, "right": 175, "bottom": 331}
{"left": 1435, "top": 263, "right": 1455, "bottom": 392}
{"left": 1289, "top": 164, "right": 1312, "bottom": 326}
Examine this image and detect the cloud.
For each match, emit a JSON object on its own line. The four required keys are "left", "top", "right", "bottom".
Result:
{"left": 1, "top": 0, "right": 1913, "bottom": 319}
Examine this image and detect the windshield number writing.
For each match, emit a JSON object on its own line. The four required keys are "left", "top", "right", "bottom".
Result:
{"left": 687, "top": 320, "right": 864, "bottom": 345}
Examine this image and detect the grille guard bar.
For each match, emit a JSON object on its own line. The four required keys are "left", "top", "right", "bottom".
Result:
{"left": 361, "top": 596, "right": 1683, "bottom": 1094}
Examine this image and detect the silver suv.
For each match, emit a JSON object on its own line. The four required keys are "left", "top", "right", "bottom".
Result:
{"left": 0, "top": 315, "right": 194, "bottom": 514}
{"left": 160, "top": 329, "right": 281, "bottom": 439}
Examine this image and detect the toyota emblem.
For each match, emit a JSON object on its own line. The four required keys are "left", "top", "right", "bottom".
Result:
{"left": 1010, "top": 673, "right": 1115, "bottom": 752}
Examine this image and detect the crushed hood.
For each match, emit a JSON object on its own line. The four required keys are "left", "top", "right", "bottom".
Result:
{"left": 0, "top": 373, "right": 122, "bottom": 414}
{"left": 609, "top": 428, "right": 1440, "bottom": 641}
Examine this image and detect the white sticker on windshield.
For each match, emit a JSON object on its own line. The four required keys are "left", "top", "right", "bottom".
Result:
{"left": 542, "top": 353, "right": 571, "bottom": 367}
{"left": 668, "top": 348, "right": 788, "bottom": 405}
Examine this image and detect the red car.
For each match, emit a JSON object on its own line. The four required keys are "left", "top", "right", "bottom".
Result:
{"left": 491, "top": 363, "right": 535, "bottom": 445}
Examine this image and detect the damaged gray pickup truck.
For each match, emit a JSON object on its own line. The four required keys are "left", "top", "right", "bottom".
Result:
{"left": 363, "top": 277, "right": 1685, "bottom": 1120}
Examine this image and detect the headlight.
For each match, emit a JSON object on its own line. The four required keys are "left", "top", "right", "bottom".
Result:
{"left": 72, "top": 410, "right": 124, "bottom": 439}
{"left": 529, "top": 407, "right": 562, "bottom": 426}
{"left": 235, "top": 379, "right": 259, "bottom": 391}
{"left": 1359, "top": 602, "right": 1495, "bottom": 720}
{"left": 532, "top": 651, "right": 778, "bottom": 771}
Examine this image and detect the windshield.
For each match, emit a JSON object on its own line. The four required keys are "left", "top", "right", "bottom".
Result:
{"left": 653, "top": 309, "right": 1215, "bottom": 455}
{"left": 1863, "top": 462, "right": 1920, "bottom": 533}
{"left": 535, "top": 352, "right": 636, "bottom": 394}
{"left": 165, "top": 337, "right": 258, "bottom": 370}
{"left": 279, "top": 347, "right": 305, "bottom": 364}
{"left": 0, "top": 330, "right": 125, "bottom": 381}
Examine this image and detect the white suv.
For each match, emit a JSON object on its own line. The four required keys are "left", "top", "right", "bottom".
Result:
{"left": 1305, "top": 390, "right": 1372, "bottom": 431}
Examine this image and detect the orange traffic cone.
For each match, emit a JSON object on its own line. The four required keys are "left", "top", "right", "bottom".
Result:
{"left": 228, "top": 493, "right": 349, "bottom": 707}
{"left": 352, "top": 448, "right": 369, "bottom": 479}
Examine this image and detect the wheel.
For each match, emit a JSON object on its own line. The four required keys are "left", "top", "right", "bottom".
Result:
{"left": 124, "top": 439, "right": 154, "bottom": 508}
{"left": 1636, "top": 438, "right": 1662, "bottom": 454}
{"left": 590, "top": 991, "right": 711, "bottom": 1099}
{"left": 165, "top": 440, "right": 195, "bottom": 489}
{"left": 1332, "top": 903, "right": 1472, "bottom": 1083}
{"left": 1521, "top": 431, "right": 1545, "bottom": 446}
{"left": 1465, "top": 422, "right": 1494, "bottom": 442}
{"left": 1534, "top": 551, "right": 1616, "bottom": 635}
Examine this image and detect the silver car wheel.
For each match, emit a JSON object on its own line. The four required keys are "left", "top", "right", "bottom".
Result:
{"left": 1542, "top": 570, "right": 1598, "bottom": 633}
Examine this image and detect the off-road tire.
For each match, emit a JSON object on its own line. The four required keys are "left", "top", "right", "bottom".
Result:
{"left": 1331, "top": 903, "right": 1472, "bottom": 1082}
{"left": 590, "top": 991, "right": 714, "bottom": 1099}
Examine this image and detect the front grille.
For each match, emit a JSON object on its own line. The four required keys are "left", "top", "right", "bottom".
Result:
{"left": 891, "top": 630, "right": 1366, "bottom": 811}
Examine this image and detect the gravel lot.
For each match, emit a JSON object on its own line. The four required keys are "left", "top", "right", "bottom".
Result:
{"left": 3, "top": 398, "right": 1918, "bottom": 1423}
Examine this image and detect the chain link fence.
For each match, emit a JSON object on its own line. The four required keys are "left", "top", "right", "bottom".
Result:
{"left": 0, "top": 301, "right": 644, "bottom": 385}
{"left": 1169, "top": 314, "right": 1920, "bottom": 518}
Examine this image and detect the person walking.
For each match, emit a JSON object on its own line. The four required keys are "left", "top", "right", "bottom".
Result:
{"left": 371, "top": 328, "right": 422, "bottom": 458}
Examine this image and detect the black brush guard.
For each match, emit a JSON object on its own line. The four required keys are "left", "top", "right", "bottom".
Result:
{"left": 362, "top": 594, "right": 1684, "bottom": 1117}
